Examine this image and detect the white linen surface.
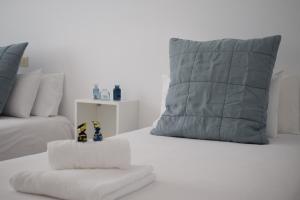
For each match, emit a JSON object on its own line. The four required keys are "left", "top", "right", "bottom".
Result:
{"left": 10, "top": 166, "right": 154, "bottom": 200}
{"left": 48, "top": 138, "right": 130, "bottom": 170}
{"left": 0, "top": 116, "right": 73, "bottom": 161}
{"left": 1, "top": 127, "right": 300, "bottom": 200}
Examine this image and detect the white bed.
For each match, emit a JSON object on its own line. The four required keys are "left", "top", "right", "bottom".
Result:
{"left": 0, "top": 127, "right": 300, "bottom": 200}
{"left": 0, "top": 116, "right": 73, "bottom": 161}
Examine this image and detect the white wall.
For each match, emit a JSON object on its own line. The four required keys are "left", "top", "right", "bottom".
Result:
{"left": 1, "top": 0, "right": 300, "bottom": 127}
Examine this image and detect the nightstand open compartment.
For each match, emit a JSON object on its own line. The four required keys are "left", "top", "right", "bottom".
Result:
{"left": 75, "top": 99, "right": 139, "bottom": 139}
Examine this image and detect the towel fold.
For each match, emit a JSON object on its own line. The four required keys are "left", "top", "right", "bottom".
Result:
{"left": 10, "top": 165, "right": 155, "bottom": 200}
{"left": 47, "top": 138, "right": 131, "bottom": 170}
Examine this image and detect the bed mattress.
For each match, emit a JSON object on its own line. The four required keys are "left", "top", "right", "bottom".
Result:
{"left": 0, "top": 116, "right": 73, "bottom": 161}
{"left": 0, "top": 127, "right": 300, "bottom": 200}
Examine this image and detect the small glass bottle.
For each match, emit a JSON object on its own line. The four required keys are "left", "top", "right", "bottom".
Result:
{"left": 113, "top": 85, "right": 121, "bottom": 101}
{"left": 93, "top": 84, "right": 100, "bottom": 99}
{"left": 101, "top": 89, "right": 110, "bottom": 100}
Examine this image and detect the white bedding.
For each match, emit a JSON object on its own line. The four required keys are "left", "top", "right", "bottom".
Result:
{"left": 1, "top": 127, "right": 300, "bottom": 200}
{"left": 0, "top": 116, "right": 73, "bottom": 161}
{"left": 10, "top": 165, "right": 154, "bottom": 200}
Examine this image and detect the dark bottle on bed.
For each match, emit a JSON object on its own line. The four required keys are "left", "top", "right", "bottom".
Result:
{"left": 113, "top": 85, "right": 121, "bottom": 101}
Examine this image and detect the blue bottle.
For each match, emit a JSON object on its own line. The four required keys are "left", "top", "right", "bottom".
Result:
{"left": 92, "top": 121, "right": 103, "bottom": 142}
{"left": 93, "top": 84, "right": 100, "bottom": 99}
{"left": 113, "top": 85, "right": 121, "bottom": 101}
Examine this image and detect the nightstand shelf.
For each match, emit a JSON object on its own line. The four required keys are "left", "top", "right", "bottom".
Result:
{"left": 75, "top": 99, "right": 139, "bottom": 139}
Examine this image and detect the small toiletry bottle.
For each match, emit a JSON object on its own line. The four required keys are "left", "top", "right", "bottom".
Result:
{"left": 93, "top": 84, "right": 100, "bottom": 99}
{"left": 101, "top": 89, "right": 110, "bottom": 100}
{"left": 113, "top": 85, "right": 121, "bottom": 101}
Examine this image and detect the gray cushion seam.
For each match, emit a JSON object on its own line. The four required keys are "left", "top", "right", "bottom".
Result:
{"left": 0, "top": 46, "right": 9, "bottom": 60}
{"left": 6, "top": 52, "right": 20, "bottom": 56}
{"left": 169, "top": 81, "right": 268, "bottom": 90}
{"left": 218, "top": 40, "right": 238, "bottom": 139}
{"left": 0, "top": 76, "right": 12, "bottom": 80}
{"left": 240, "top": 53, "right": 250, "bottom": 123}
{"left": 170, "top": 50, "right": 276, "bottom": 58}
{"left": 161, "top": 114, "right": 265, "bottom": 125}
{"left": 180, "top": 43, "right": 201, "bottom": 135}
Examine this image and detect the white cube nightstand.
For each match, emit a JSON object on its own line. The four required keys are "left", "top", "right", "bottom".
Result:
{"left": 75, "top": 99, "right": 139, "bottom": 139}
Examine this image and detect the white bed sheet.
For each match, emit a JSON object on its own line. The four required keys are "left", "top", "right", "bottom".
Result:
{"left": 0, "top": 116, "right": 73, "bottom": 161}
{"left": 0, "top": 127, "right": 300, "bottom": 200}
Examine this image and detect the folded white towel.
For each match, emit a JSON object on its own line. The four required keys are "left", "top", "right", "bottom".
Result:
{"left": 10, "top": 165, "right": 155, "bottom": 200}
{"left": 47, "top": 138, "right": 131, "bottom": 170}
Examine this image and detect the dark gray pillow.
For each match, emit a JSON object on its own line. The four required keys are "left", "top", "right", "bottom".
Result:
{"left": 151, "top": 36, "right": 281, "bottom": 144}
{"left": 0, "top": 43, "right": 28, "bottom": 114}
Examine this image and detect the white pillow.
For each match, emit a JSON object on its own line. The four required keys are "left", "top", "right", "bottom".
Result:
{"left": 3, "top": 69, "right": 42, "bottom": 118}
{"left": 152, "top": 75, "right": 170, "bottom": 127}
{"left": 278, "top": 75, "right": 300, "bottom": 135}
{"left": 266, "top": 70, "right": 284, "bottom": 137}
{"left": 31, "top": 73, "right": 64, "bottom": 117}
{"left": 154, "top": 73, "right": 283, "bottom": 137}
{"left": 160, "top": 75, "right": 170, "bottom": 115}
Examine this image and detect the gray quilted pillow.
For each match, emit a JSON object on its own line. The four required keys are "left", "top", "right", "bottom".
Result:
{"left": 151, "top": 36, "right": 281, "bottom": 144}
{"left": 0, "top": 43, "right": 28, "bottom": 114}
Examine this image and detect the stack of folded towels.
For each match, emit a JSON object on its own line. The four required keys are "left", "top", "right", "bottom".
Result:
{"left": 10, "top": 138, "right": 155, "bottom": 200}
